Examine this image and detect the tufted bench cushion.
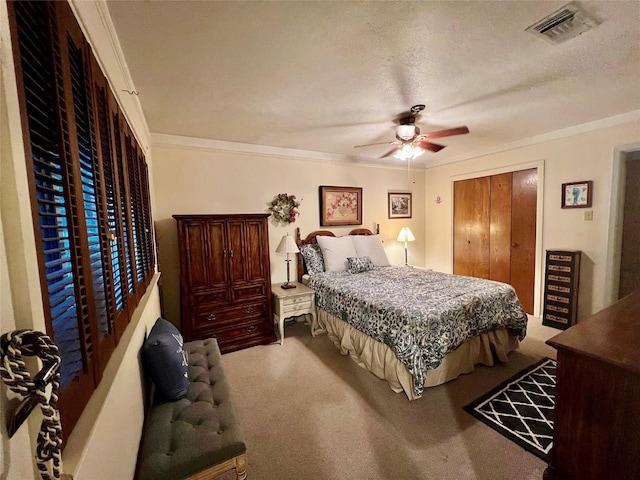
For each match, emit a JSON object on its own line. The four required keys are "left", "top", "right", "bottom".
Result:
{"left": 137, "top": 338, "right": 247, "bottom": 480}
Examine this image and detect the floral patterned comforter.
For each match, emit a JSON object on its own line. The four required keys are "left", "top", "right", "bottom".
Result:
{"left": 309, "top": 266, "right": 528, "bottom": 396}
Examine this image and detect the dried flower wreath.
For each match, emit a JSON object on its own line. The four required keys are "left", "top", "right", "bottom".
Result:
{"left": 268, "top": 193, "right": 301, "bottom": 224}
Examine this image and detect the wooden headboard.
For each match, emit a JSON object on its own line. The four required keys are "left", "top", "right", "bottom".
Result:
{"left": 295, "top": 227, "right": 376, "bottom": 283}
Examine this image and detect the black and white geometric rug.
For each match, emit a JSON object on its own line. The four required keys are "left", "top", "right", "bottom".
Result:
{"left": 464, "top": 357, "right": 556, "bottom": 461}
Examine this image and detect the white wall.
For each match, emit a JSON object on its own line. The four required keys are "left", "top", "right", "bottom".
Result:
{"left": 62, "top": 279, "right": 161, "bottom": 480}
{"left": 424, "top": 119, "right": 640, "bottom": 319}
{"left": 151, "top": 135, "right": 426, "bottom": 326}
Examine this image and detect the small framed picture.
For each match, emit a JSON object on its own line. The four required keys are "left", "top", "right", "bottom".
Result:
{"left": 388, "top": 191, "right": 412, "bottom": 219}
{"left": 561, "top": 181, "right": 592, "bottom": 209}
{"left": 319, "top": 185, "right": 362, "bottom": 226}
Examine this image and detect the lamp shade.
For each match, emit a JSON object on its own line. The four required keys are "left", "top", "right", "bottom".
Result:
{"left": 276, "top": 234, "right": 300, "bottom": 254}
{"left": 396, "top": 227, "right": 415, "bottom": 243}
{"left": 396, "top": 124, "right": 417, "bottom": 141}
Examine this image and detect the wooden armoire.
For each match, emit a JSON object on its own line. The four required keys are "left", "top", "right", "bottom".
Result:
{"left": 453, "top": 168, "right": 537, "bottom": 313}
{"left": 173, "top": 214, "right": 276, "bottom": 353}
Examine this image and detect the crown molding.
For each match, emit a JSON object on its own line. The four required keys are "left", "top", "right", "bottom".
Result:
{"left": 68, "top": 0, "right": 151, "bottom": 151}
{"left": 426, "top": 110, "right": 640, "bottom": 169}
{"left": 152, "top": 107, "right": 639, "bottom": 171}
{"left": 151, "top": 133, "right": 409, "bottom": 170}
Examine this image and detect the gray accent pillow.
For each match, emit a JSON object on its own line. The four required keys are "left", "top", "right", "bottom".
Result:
{"left": 347, "top": 256, "right": 375, "bottom": 274}
{"left": 300, "top": 244, "right": 325, "bottom": 275}
{"left": 142, "top": 317, "right": 189, "bottom": 400}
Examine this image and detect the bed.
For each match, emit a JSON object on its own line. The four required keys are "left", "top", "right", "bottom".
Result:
{"left": 295, "top": 227, "right": 528, "bottom": 400}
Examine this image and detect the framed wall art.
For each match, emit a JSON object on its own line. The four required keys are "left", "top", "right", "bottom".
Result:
{"left": 388, "top": 191, "right": 412, "bottom": 219}
{"left": 561, "top": 181, "right": 592, "bottom": 209}
{"left": 319, "top": 185, "right": 362, "bottom": 226}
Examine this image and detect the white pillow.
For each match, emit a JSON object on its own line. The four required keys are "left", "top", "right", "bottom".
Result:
{"left": 352, "top": 234, "right": 390, "bottom": 267}
{"left": 316, "top": 235, "right": 357, "bottom": 272}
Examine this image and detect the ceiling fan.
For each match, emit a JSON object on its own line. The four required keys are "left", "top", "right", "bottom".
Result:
{"left": 354, "top": 104, "right": 470, "bottom": 160}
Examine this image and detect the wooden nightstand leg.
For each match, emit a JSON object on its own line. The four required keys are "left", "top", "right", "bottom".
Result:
{"left": 274, "top": 313, "right": 285, "bottom": 345}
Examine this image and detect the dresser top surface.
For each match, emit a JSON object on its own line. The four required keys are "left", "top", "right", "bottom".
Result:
{"left": 547, "top": 289, "right": 640, "bottom": 374}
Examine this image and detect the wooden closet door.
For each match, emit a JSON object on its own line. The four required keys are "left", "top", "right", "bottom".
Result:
{"left": 453, "top": 177, "right": 490, "bottom": 278}
{"left": 490, "top": 173, "right": 513, "bottom": 284}
{"left": 511, "top": 168, "right": 537, "bottom": 313}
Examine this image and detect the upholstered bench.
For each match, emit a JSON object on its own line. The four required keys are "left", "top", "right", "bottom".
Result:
{"left": 137, "top": 328, "right": 247, "bottom": 480}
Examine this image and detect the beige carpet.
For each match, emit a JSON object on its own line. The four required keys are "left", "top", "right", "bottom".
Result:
{"left": 219, "top": 317, "right": 559, "bottom": 480}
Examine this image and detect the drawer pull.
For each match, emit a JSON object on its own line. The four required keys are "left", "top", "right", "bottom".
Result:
{"left": 246, "top": 325, "right": 257, "bottom": 333}
{"left": 243, "top": 307, "right": 257, "bottom": 315}
{"left": 207, "top": 313, "right": 217, "bottom": 322}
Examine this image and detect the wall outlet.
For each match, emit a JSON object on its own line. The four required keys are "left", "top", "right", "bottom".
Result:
{"left": 584, "top": 210, "right": 593, "bottom": 221}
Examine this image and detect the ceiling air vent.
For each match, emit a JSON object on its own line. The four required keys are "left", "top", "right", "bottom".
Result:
{"left": 526, "top": 2, "right": 600, "bottom": 45}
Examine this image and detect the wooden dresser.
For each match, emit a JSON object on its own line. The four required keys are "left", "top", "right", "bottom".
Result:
{"left": 544, "top": 289, "right": 640, "bottom": 480}
{"left": 542, "top": 250, "right": 581, "bottom": 329}
{"left": 173, "top": 214, "right": 276, "bottom": 353}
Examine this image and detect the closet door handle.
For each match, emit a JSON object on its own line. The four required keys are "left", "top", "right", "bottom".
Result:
{"left": 229, "top": 250, "right": 234, "bottom": 258}
{"left": 223, "top": 250, "right": 227, "bottom": 258}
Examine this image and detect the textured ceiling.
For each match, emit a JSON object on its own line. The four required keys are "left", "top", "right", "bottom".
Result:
{"left": 106, "top": 1, "right": 640, "bottom": 168}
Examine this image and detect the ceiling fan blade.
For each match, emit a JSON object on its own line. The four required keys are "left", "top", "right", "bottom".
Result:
{"left": 380, "top": 146, "right": 400, "bottom": 159}
{"left": 416, "top": 141, "right": 446, "bottom": 153}
{"left": 423, "top": 126, "right": 470, "bottom": 139}
{"left": 354, "top": 141, "right": 397, "bottom": 149}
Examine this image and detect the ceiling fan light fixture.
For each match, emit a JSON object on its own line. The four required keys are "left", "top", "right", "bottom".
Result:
{"left": 394, "top": 144, "right": 424, "bottom": 161}
{"left": 396, "top": 124, "right": 417, "bottom": 141}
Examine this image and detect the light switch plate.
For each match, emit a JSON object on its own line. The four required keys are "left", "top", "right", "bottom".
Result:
{"left": 584, "top": 210, "right": 593, "bottom": 221}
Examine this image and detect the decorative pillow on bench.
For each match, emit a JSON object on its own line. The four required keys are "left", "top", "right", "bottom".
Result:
{"left": 141, "top": 317, "right": 189, "bottom": 400}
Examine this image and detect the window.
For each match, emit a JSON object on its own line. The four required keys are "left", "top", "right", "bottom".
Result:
{"left": 8, "top": 0, "right": 155, "bottom": 441}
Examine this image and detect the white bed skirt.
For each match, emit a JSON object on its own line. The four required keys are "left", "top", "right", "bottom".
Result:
{"left": 316, "top": 308, "right": 520, "bottom": 400}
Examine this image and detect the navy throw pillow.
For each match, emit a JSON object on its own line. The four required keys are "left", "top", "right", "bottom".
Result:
{"left": 142, "top": 317, "right": 189, "bottom": 400}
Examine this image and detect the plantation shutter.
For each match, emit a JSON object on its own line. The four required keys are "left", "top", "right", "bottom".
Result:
{"left": 140, "top": 159, "right": 155, "bottom": 282}
{"left": 125, "top": 134, "right": 144, "bottom": 284}
{"left": 10, "top": 0, "right": 96, "bottom": 433}
{"left": 12, "top": 0, "right": 89, "bottom": 390}
{"left": 115, "top": 122, "right": 136, "bottom": 298}
{"left": 8, "top": 0, "right": 155, "bottom": 440}
{"left": 65, "top": 23, "right": 113, "bottom": 373}
{"left": 92, "top": 64, "right": 127, "bottom": 342}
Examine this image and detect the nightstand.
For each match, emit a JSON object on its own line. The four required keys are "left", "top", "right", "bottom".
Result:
{"left": 271, "top": 282, "right": 316, "bottom": 345}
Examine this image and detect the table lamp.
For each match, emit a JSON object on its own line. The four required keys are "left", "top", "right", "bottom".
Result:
{"left": 276, "top": 233, "right": 300, "bottom": 289}
{"left": 396, "top": 227, "right": 415, "bottom": 265}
